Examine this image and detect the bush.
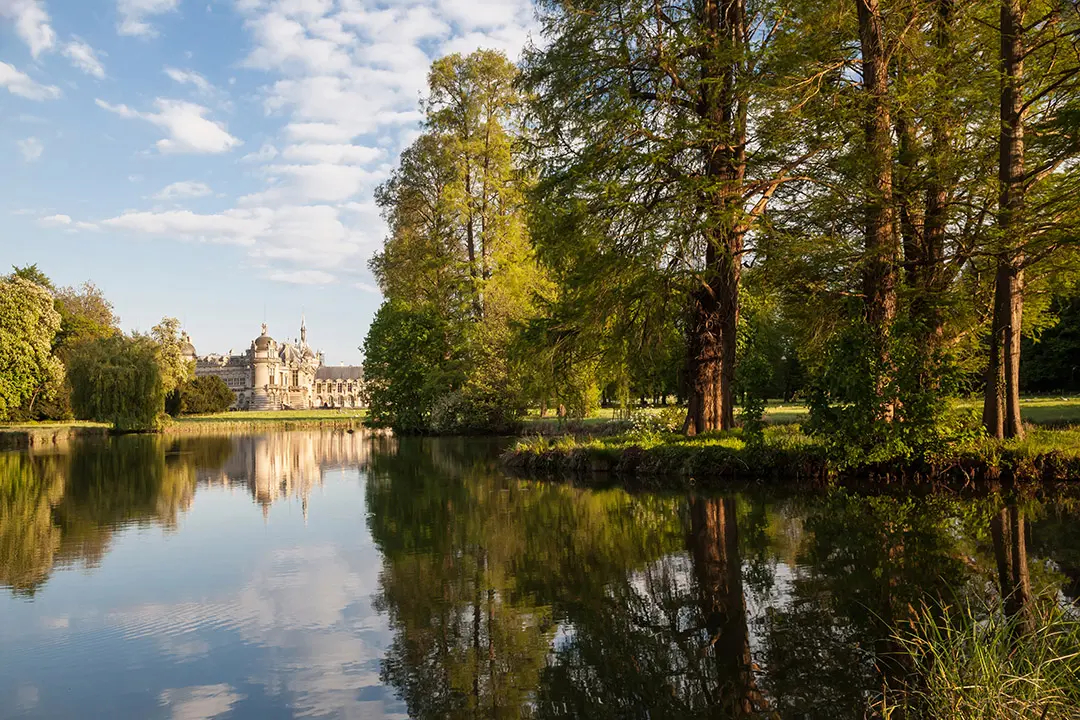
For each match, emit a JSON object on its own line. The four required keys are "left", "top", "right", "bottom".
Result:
{"left": 169, "top": 375, "right": 235, "bottom": 416}
{"left": 363, "top": 301, "right": 459, "bottom": 433}
{"left": 806, "top": 317, "right": 978, "bottom": 467}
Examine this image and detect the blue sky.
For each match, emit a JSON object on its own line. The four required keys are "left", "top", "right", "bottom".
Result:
{"left": 1, "top": 0, "right": 535, "bottom": 364}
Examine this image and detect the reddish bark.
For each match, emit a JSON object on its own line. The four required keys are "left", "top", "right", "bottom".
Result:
{"left": 685, "top": 0, "right": 746, "bottom": 435}
{"left": 984, "top": 0, "right": 1026, "bottom": 440}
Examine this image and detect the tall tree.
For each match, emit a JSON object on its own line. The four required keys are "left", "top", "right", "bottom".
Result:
{"left": 982, "top": 0, "right": 1080, "bottom": 439}
{"left": 0, "top": 277, "right": 64, "bottom": 420}
{"left": 523, "top": 0, "right": 818, "bottom": 433}
{"left": 150, "top": 317, "right": 193, "bottom": 397}
{"left": 856, "top": 0, "right": 900, "bottom": 373}
{"left": 367, "top": 50, "right": 546, "bottom": 432}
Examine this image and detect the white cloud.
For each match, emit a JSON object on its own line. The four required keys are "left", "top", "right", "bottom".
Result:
{"left": 267, "top": 269, "right": 336, "bottom": 285}
{"left": 86, "top": 203, "right": 377, "bottom": 285}
{"left": 40, "top": 213, "right": 70, "bottom": 226}
{"left": 101, "top": 208, "right": 264, "bottom": 244}
{"left": 63, "top": 38, "right": 106, "bottom": 78}
{"left": 159, "top": 684, "right": 245, "bottom": 720}
{"left": 164, "top": 67, "right": 213, "bottom": 94}
{"left": 353, "top": 281, "right": 380, "bottom": 294}
{"left": 116, "top": 0, "right": 180, "bottom": 37}
{"left": 0, "top": 0, "right": 55, "bottom": 58}
{"left": 242, "top": 162, "right": 381, "bottom": 204}
{"left": 0, "top": 62, "right": 61, "bottom": 100}
{"left": 153, "top": 180, "right": 213, "bottom": 200}
{"left": 281, "top": 143, "right": 382, "bottom": 165}
{"left": 17, "top": 136, "right": 43, "bottom": 161}
{"left": 96, "top": 97, "right": 242, "bottom": 153}
{"left": 242, "top": 143, "right": 278, "bottom": 163}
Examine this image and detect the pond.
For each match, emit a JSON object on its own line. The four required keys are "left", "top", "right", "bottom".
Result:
{"left": 1, "top": 430, "right": 1078, "bottom": 719}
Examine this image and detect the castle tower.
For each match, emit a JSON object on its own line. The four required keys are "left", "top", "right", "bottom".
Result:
{"left": 251, "top": 323, "right": 281, "bottom": 411}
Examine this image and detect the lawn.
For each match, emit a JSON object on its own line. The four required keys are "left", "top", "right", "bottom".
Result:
{"left": 522, "top": 397, "right": 1080, "bottom": 428}
{"left": 171, "top": 409, "right": 367, "bottom": 424}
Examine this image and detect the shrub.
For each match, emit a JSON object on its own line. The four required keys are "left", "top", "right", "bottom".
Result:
{"left": 170, "top": 375, "right": 235, "bottom": 416}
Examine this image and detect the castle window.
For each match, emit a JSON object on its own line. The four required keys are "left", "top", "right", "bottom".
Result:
{"left": 292, "top": 370, "right": 299, "bottom": 387}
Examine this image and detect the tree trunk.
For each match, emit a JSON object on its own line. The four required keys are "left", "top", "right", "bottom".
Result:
{"left": 685, "top": 0, "right": 746, "bottom": 436}
{"left": 857, "top": 0, "right": 898, "bottom": 330}
{"left": 919, "top": 0, "right": 954, "bottom": 344}
{"left": 688, "top": 496, "right": 764, "bottom": 716}
{"left": 857, "top": 0, "right": 899, "bottom": 416}
{"left": 985, "top": 0, "right": 1026, "bottom": 440}
{"left": 990, "top": 504, "right": 1034, "bottom": 636}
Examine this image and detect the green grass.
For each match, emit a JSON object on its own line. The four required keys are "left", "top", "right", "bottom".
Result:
{"left": 0, "top": 420, "right": 109, "bottom": 430}
{"left": 171, "top": 408, "right": 367, "bottom": 424}
{"left": 888, "top": 601, "right": 1080, "bottom": 719}
{"left": 522, "top": 398, "right": 1080, "bottom": 429}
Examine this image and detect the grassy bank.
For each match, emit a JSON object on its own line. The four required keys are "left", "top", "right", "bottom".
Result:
{"left": 0, "top": 422, "right": 110, "bottom": 450}
{"left": 164, "top": 409, "right": 368, "bottom": 433}
{"left": 521, "top": 397, "right": 1080, "bottom": 434}
{"left": 504, "top": 422, "right": 1080, "bottom": 489}
{"left": 0, "top": 410, "right": 369, "bottom": 446}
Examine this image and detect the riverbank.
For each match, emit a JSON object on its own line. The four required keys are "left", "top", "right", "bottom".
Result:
{"left": 0, "top": 410, "right": 368, "bottom": 449}
{"left": 503, "top": 424, "right": 1080, "bottom": 490}
{"left": 164, "top": 409, "right": 367, "bottom": 433}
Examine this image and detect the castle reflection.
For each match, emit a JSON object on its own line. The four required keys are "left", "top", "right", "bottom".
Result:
{"left": 0, "top": 430, "right": 388, "bottom": 595}
{"left": 197, "top": 431, "right": 386, "bottom": 518}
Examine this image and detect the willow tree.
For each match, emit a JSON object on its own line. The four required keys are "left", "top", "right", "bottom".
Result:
{"left": 523, "top": 0, "right": 818, "bottom": 433}
{"left": 68, "top": 334, "right": 165, "bottom": 432}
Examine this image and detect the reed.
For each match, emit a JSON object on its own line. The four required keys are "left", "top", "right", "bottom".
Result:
{"left": 886, "top": 600, "right": 1080, "bottom": 719}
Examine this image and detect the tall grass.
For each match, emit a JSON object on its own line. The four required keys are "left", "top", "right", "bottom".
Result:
{"left": 886, "top": 601, "right": 1080, "bottom": 719}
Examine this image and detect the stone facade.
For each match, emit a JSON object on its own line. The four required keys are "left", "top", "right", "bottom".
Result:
{"left": 185, "top": 321, "right": 364, "bottom": 410}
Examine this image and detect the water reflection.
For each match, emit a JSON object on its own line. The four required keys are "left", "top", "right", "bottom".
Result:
{"left": 0, "top": 431, "right": 379, "bottom": 596}
{"left": 0, "top": 433, "right": 1078, "bottom": 719}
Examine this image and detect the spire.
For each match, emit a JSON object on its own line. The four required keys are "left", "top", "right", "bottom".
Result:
{"left": 300, "top": 315, "right": 307, "bottom": 344}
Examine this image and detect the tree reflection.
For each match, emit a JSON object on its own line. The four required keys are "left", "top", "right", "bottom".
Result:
{"left": 0, "top": 453, "right": 66, "bottom": 594}
{"left": 367, "top": 437, "right": 687, "bottom": 719}
{"left": 534, "top": 496, "right": 770, "bottom": 719}
{"left": 756, "top": 494, "right": 985, "bottom": 718}
{"left": 991, "top": 501, "right": 1035, "bottom": 634}
{"left": 1, "top": 432, "right": 378, "bottom": 596}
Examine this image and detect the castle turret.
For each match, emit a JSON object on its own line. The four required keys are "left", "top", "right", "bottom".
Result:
{"left": 251, "top": 323, "right": 280, "bottom": 410}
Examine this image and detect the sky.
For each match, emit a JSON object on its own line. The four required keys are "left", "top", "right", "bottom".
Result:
{"left": 0, "top": 0, "right": 537, "bottom": 364}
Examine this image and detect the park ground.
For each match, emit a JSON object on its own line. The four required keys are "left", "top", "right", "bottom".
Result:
{"left": 522, "top": 396, "right": 1080, "bottom": 428}
{"left": 3, "top": 398, "right": 1077, "bottom": 433}
{"left": 509, "top": 397, "right": 1080, "bottom": 484}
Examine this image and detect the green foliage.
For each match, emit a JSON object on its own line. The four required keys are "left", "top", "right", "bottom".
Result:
{"left": 806, "top": 316, "right": 979, "bottom": 467}
{"left": 0, "top": 277, "right": 64, "bottom": 421}
{"left": 170, "top": 375, "right": 235, "bottom": 416}
{"left": 363, "top": 301, "right": 458, "bottom": 433}
{"left": 67, "top": 334, "right": 165, "bottom": 432}
{"left": 53, "top": 282, "right": 119, "bottom": 356}
{"left": 150, "top": 317, "right": 193, "bottom": 396}
{"left": 1022, "top": 287, "right": 1080, "bottom": 394}
{"left": 366, "top": 50, "right": 548, "bottom": 432}
{"left": 9, "top": 264, "right": 55, "bottom": 292}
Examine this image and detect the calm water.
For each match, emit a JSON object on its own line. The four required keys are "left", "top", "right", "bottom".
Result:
{"left": 1, "top": 431, "right": 1078, "bottom": 719}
